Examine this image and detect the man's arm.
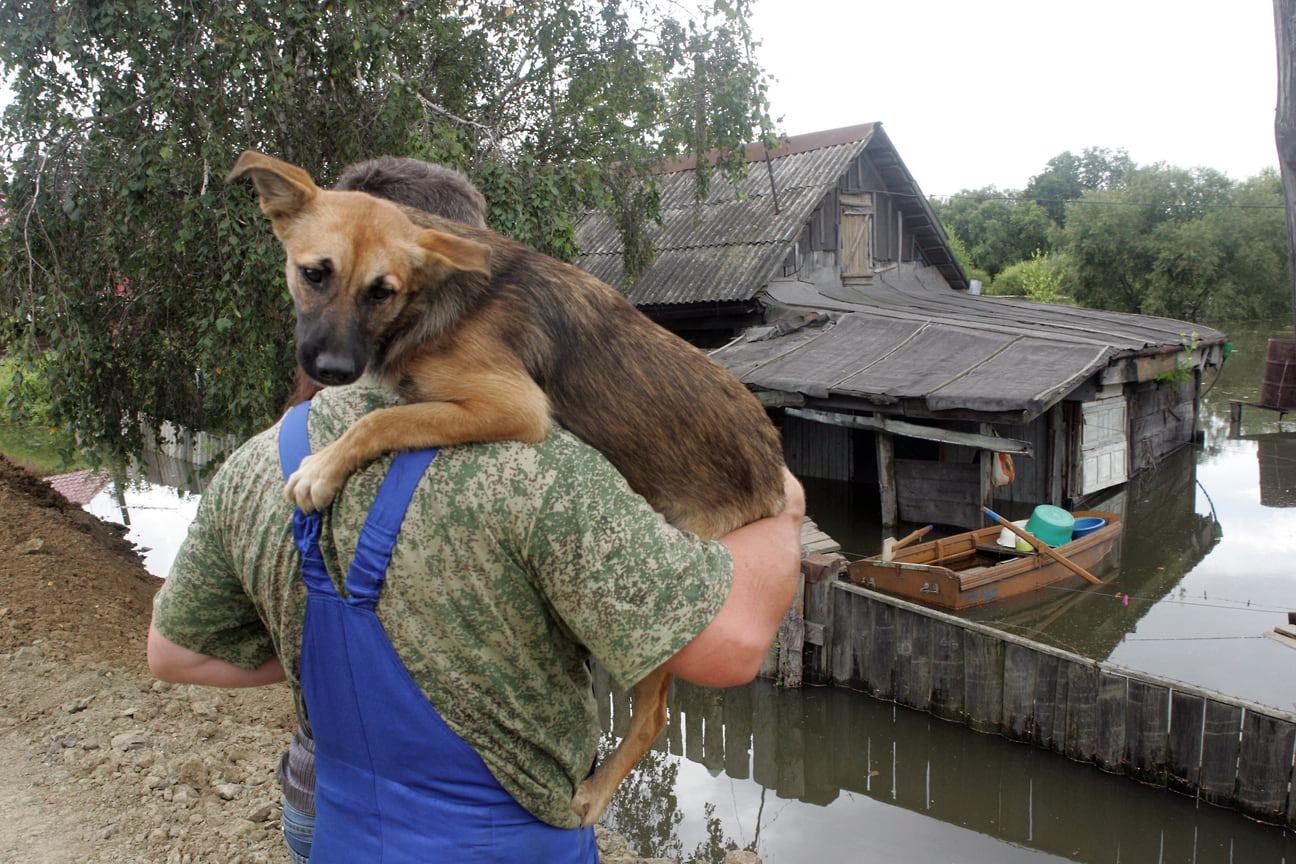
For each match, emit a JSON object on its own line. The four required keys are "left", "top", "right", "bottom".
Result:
{"left": 660, "top": 469, "right": 805, "bottom": 688}
{"left": 147, "top": 623, "right": 287, "bottom": 687}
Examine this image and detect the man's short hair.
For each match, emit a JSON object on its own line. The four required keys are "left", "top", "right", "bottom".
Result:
{"left": 334, "top": 156, "right": 487, "bottom": 228}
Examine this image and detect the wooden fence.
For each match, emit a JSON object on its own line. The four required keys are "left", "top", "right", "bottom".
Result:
{"left": 759, "top": 557, "right": 1296, "bottom": 830}
{"left": 592, "top": 667, "right": 1295, "bottom": 861}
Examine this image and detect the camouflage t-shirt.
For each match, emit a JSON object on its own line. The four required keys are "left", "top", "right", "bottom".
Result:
{"left": 151, "top": 378, "right": 733, "bottom": 828}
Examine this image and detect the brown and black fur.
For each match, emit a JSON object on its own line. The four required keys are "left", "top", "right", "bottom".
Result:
{"left": 227, "top": 151, "right": 786, "bottom": 826}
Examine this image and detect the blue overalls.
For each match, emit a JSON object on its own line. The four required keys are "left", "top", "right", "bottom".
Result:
{"left": 278, "top": 402, "right": 598, "bottom": 863}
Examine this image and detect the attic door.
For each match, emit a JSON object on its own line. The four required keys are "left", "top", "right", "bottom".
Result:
{"left": 840, "top": 192, "right": 874, "bottom": 281}
{"left": 1078, "top": 396, "right": 1128, "bottom": 496}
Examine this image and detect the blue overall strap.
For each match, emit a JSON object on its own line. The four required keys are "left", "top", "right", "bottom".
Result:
{"left": 277, "top": 400, "right": 438, "bottom": 602}
{"left": 278, "top": 402, "right": 313, "bottom": 482}
{"left": 279, "top": 402, "right": 331, "bottom": 594}
{"left": 344, "top": 446, "right": 437, "bottom": 605}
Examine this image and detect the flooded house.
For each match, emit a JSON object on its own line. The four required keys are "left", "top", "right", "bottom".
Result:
{"left": 575, "top": 123, "right": 1228, "bottom": 530}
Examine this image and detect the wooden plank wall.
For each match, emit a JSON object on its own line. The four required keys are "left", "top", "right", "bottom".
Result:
{"left": 782, "top": 414, "right": 853, "bottom": 481}
{"left": 894, "top": 458, "right": 980, "bottom": 527}
{"left": 777, "top": 570, "right": 1296, "bottom": 830}
{"left": 1129, "top": 377, "right": 1197, "bottom": 473}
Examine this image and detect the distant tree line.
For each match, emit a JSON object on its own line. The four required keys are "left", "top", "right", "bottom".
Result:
{"left": 929, "top": 147, "right": 1290, "bottom": 322}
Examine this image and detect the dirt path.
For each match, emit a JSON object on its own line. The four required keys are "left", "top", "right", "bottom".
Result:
{"left": 0, "top": 456, "right": 297, "bottom": 863}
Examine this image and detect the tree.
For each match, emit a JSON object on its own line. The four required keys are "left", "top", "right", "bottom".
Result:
{"left": 1277, "top": 0, "right": 1296, "bottom": 334}
{"left": 0, "top": 0, "right": 772, "bottom": 463}
{"left": 930, "top": 187, "right": 1055, "bottom": 278}
{"left": 1060, "top": 164, "right": 1288, "bottom": 320}
{"left": 1023, "top": 146, "right": 1132, "bottom": 224}
{"left": 989, "top": 249, "right": 1064, "bottom": 303}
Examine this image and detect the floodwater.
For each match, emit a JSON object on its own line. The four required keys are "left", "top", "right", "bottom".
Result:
{"left": 87, "top": 321, "right": 1296, "bottom": 863}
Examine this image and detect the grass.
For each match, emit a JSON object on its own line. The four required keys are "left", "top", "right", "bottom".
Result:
{"left": 0, "top": 357, "right": 87, "bottom": 476}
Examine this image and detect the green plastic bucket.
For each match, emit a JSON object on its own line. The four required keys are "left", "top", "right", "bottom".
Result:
{"left": 1025, "top": 505, "right": 1074, "bottom": 547}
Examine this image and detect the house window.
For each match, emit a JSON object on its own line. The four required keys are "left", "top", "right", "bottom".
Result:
{"left": 840, "top": 192, "right": 874, "bottom": 280}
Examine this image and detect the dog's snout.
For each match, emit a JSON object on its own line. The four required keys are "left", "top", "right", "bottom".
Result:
{"left": 296, "top": 314, "right": 369, "bottom": 387}
{"left": 306, "top": 350, "right": 363, "bottom": 386}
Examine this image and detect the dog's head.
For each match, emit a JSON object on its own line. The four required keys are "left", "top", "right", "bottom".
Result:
{"left": 227, "top": 151, "right": 491, "bottom": 386}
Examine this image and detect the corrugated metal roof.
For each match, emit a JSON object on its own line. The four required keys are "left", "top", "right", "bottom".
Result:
{"left": 43, "top": 469, "right": 111, "bottom": 506}
{"left": 574, "top": 123, "right": 963, "bottom": 306}
{"left": 711, "top": 273, "right": 1226, "bottom": 420}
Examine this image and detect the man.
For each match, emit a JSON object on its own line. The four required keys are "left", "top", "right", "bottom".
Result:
{"left": 148, "top": 165, "right": 805, "bottom": 862}
{"left": 273, "top": 154, "right": 491, "bottom": 862}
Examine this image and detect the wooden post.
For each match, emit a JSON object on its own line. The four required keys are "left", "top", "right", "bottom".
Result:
{"left": 978, "top": 423, "right": 995, "bottom": 520}
{"left": 1048, "top": 403, "right": 1067, "bottom": 507}
{"left": 876, "top": 431, "right": 898, "bottom": 529}
{"left": 1276, "top": 0, "right": 1296, "bottom": 335}
{"left": 776, "top": 574, "right": 806, "bottom": 688}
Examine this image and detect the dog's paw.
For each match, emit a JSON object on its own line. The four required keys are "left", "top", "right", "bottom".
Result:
{"left": 284, "top": 454, "right": 344, "bottom": 513}
{"left": 569, "top": 780, "right": 612, "bottom": 829}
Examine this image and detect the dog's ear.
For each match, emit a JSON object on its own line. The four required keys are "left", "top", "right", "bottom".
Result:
{"left": 226, "top": 151, "right": 319, "bottom": 220}
{"left": 417, "top": 230, "right": 492, "bottom": 278}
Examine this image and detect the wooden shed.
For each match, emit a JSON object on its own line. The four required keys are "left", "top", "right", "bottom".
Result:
{"left": 575, "top": 123, "right": 1227, "bottom": 529}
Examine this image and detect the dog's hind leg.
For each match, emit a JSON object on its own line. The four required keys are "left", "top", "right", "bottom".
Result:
{"left": 570, "top": 666, "right": 672, "bottom": 827}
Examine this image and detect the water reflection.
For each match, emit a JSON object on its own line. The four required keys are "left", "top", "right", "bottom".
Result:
{"left": 598, "top": 674, "right": 1296, "bottom": 864}
{"left": 1256, "top": 434, "right": 1296, "bottom": 507}
{"left": 83, "top": 428, "right": 221, "bottom": 579}
{"left": 965, "top": 445, "right": 1225, "bottom": 662}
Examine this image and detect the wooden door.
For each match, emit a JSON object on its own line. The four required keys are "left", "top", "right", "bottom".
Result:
{"left": 840, "top": 192, "right": 874, "bottom": 279}
{"left": 1078, "top": 396, "right": 1128, "bottom": 496}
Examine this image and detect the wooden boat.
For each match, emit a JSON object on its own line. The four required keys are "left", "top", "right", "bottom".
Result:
{"left": 846, "top": 511, "right": 1122, "bottom": 611}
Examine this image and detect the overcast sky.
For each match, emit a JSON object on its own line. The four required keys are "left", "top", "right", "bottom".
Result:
{"left": 749, "top": 1, "right": 1281, "bottom": 196}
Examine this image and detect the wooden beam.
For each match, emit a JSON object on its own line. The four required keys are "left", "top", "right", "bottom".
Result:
{"left": 786, "top": 407, "right": 1034, "bottom": 456}
{"left": 876, "top": 431, "right": 898, "bottom": 529}
{"left": 979, "top": 423, "right": 995, "bottom": 519}
{"left": 1049, "top": 403, "right": 1067, "bottom": 507}
{"left": 755, "top": 391, "right": 807, "bottom": 408}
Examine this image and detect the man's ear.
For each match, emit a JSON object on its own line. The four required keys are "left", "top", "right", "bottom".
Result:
{"left": 226, "top": 151, "right": 319, "bottom": 220}
{"left": 417, "top": 230, "right": 492, "bottom": 278}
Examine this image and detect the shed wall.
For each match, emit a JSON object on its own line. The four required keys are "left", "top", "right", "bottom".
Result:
{"left": 1129, "top": 376, "right": 1198, "bottom": 474}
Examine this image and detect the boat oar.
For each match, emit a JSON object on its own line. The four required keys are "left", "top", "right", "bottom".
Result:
{"left": 893, "top": 524, "right": 933, "bottom": 551}
{"left": 876, "top": 524, "right": 933, "bottom": 561}
{"left": 982, "top": 507, "right": 1103, "bottom": 585}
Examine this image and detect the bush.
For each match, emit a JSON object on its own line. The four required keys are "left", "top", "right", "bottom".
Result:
{"left": 987, "top": 250, "right": 1063, "bottom": 302}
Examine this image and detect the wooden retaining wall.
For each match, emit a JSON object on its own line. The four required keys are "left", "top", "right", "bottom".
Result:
{"left": 766, "top": 559, "right": 1296, "bottom": 830}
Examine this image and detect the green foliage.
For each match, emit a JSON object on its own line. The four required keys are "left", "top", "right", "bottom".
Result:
{"left": 0, "top": 0, "right": 772, "bottom": 463}
{"left": 1023, "top": 146, "right": 1133, "bottom": 224}
{"left": 930, "top": 188, "right": 1056, "bottom": 277}
{"left": 937, "top": 147, "right": 1286, "bottom": 323}
{"left": 989, "top": 249, "right": 1064, "bottom": 303}
{"left": 939, "top": 223, "right": 991, "bottom": 287}
{"left": 1154, "top": 332, "right": 1200, "bottom": 386}
{"left": 0, "top": 355, "right": 85, "bottom": 474}
{"left": 1061, "top": 164, "right": 1289, "bottom": 320}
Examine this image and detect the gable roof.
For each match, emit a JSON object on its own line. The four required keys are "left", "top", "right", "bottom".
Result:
{"left": 574, "top": 122, "right": 966, "bottom": 306}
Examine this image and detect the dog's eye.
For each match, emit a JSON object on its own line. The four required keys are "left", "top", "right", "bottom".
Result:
{"left": 299, "top": 265, "right": 328, "bottom": 287}
{"left": 366, "top": 280, "right": 395, "bottom": 305}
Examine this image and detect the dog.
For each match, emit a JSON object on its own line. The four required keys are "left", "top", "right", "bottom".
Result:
{"left": 227, "top": 151, "right": 787, "bottom": 827}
